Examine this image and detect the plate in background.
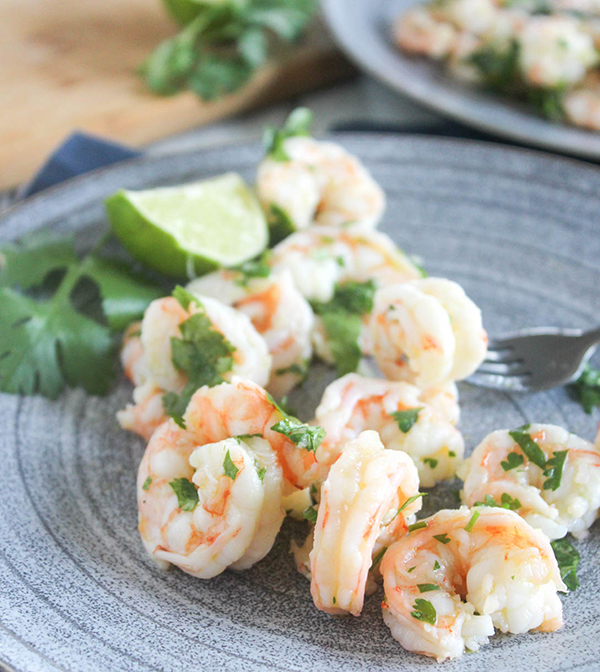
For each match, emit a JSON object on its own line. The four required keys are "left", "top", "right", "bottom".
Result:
{"left": 1, "top": 135, "right": 600, "bottom": 671}
{"left": 322, "top": 0, "right": 600, "bottom": 159}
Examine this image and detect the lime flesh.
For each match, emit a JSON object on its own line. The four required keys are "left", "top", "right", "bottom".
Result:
{"left": 106, "top": 173, "right": 268, "bottom": 278}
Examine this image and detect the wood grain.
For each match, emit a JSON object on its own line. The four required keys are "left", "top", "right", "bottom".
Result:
{"left": 0, "top": 0, "right": 353, "bottom": 189}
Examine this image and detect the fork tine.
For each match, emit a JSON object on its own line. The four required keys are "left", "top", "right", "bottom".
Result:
{"left": 483, "top": 348, "right": 520, "bottom": 364}
{"left": 477, "top": 360, "right": 528, "bottom": 375}
{"left": 467, "top": 371, "right": 531, "bottom": 392}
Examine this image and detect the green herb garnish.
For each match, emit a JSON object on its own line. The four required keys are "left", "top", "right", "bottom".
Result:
{"left": 223, "top": 449, "right": 239, "bottom": 480}
{"left": 433, "top": 560, "right": 440, "bottom": 570}
{"left": 543, "top": 450, "right": 568, "bottom": 491}
{"left": 551, "top": 538, "right": 580, "bottom": 592}
{"left": 464, "top": 511, "right": 480, "bottom": 532}
{"left": 408, "top": 521, "right": 428, "bottom": 532}
{"left": 372, "top": 547, "right": 387, "bottom": 568}
{"left": 417, "top": 584, "right": 441, "bottom": 593}
{"left": 270, "top": 417, "right": 325, "bottom": 453}
{"left": 571, "top": 365, "right": 600, "bottom": 414}
{"left": 501, "top": 451, "right": 524, "bottom": 471}
{"left": 509, "top": 428, "right": 546, "bottom": 469}
{"left": 411, "top": 598, "right": 437, "bottom": 625}
{"left": 232, "top": 250, "right": 271, "bottom": 287}
{"left": 433, "top": 533, "right": 451, "bottom": 544}
{"left": 142, "top": 476, "right": 152, "bottom": 491}
{"left": 474, "top": 493, "right": 522, "bottom": 510}
{"left": 407, "top": 566, "right": 416, "bottom": 573}
{"left": 392, "top": 408, "right": 423, "bottom": 433}
{"left": 169, "top": 477, "right": 199, "bottom": 511}
{"left": 423, "top": 457, "right": 438, "bottom": 469}
{"left": 264, "top": 107, "right": 314, "bottom": 160}
{"left": 302, "top": 505, "right": 318, "bottom": 524}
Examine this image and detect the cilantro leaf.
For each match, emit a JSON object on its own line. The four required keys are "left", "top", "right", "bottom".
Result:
{"left": 169, "top": 477, "right": 199, "bottom": 511}
{"left": 423, "top": 457, "right": 438, "bottom": 469}
{"left": 571, "top": 365, "right": 600, "bottom": 414}
{"left": 543, "top": 450, "right": 568, "bottom": 491}
{"left": 302, "top": 505, "right": 318, "bottom": 523}
{"left": 320, "top": 312, "right": 362, "bottom": 376}
{"left": 501, "top": 451, "right": 524, "bottom": 471}
{"left": 142, "top": 476, "right": 152, "bottom": 491}
{"left": 509, "top": 428, "right": 546, "bottom": 469}
{"left": 411, "top": 598, "right": 437, "bottom": 625}
{"left": 398, "top": 493, "right": 426, "bottom": 514}
{"left": 392, "top": 408, "right": 422, "bottom": 433}
{"left": 372, "top": 547, "right": 387, "bottom": 567}
{"left": 79, "top": 257, "right": 163, "bottom": 332}
{"left": 162, "top": 294, "right": 236, "bottom": 427}
{"left": 223, "top": 449, "right": 239, "bottom": 480}
{"left": 464, "top": 511, "right": 480, "bottom": 532}
{"left": 433, "top": 560, "right": 440, "bottom": 570}
{"left": 172, "top": 285, "right": 200, "bottom": 311}
{"left": 267, "top": 203, "right": 295, "bottom": 245}
{"left": 417, "top": 584, "right": 441, "bottom": 593}
{"left": 408, "top": 521, "right": 427, "bottom": 532}
{"left": 270, "top": 417, "right": 325, "bottom": 453}
{"left": 433, "top": 533, "right": 451, "bottom": 544}
{"left": 551, "top": 538, "right": 580, "bottom": 592}
{"left": 0, "top": 233, "right": 78, "bottom": 289}
{"left": 189, "top": 55, "right": 252, "bottom": 100}
{"left": 275, "top": 361, "right": 308, "bottom": 379}
{"left": 311, "top": 280, "right": 376, "bottom": 316}
{"left": 263, "top": 107, "right": 313, "bottom": 160}
{"left": 0, "top": 285, "right": 114, "bottom": 398}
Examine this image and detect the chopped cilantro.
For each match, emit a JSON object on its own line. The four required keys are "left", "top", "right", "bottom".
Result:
{"left": 142, "top": 476, "right": 152, "bottom": 491}
{"left": 448, "top": 451, "right": 456, "bottom": 458}
{"left": 271, "top": 417, "right": 325, "bottom": 453}
{"left": 408, "top": 521, "right": 427, "bottom": 532}
{"left": 474, "top": 493, "right": 522, "bottom": 510}
{"left": 223, "top": 449, "right": 239, "bottom": 480}
{"left": 268, "top": 203, "right": 295, "bottom": 245}
{"left": 433, "top": 533, "right": 451, "bottom": 544}
{"left": 275, "top": 361, "right": 308, "bottom": 379}
{"left": 162, "top": 290, "right": 236, "bottom": 428}
{"left": 332, "top": 596, "right": 336, "bottom": 605}
{"left": 264, "top": 107, "right": 313, "bottom": 161}
{"left": 543, "top": 450, "right": 568, "bottom": 491}
{"left": 509, "top": 428, "right": 546, "bottom": 469}
{"left": 551, "top": 538, "right": 580, "bottom": 592}
{"left": 501, "top": 451, "right": 524, "bottom": 471}
{"left": 398, "top": 493, "right": 426, "bottom": 514}
{"left": 256, "top": 466, "right": 266, "bottom": 482}
{"left": 169, "top": 477, "right": 199, "bottom": 511}
{"left": 231, "top": 251, "right": 271, "bottom": 287}
{"left": 311, "top": 279, "right": 376, "bottom": 316}
{"left": 411, "top": 598, "right": 437, "bottom": 625}
{"left": 417, "top": 584, "right": 441, "bottom": 593}
{"left": 302, "top": 505, "right": 318, "bottom": 524}
{"left": 392, "top": 408, "right": 422, "bottom": 433}
{"left": 235, "top": 433, "right": 263, "bottom": 441}
{"left": 423, "top": 457, "right": 438, "bottom": 469}
{"left": 571, "top": 365, "right": 600, "bottom": 414}
{"left": 464, "top": 511, "right": 480, "bottom": 532}
{"left": 172, "top": 285, "right": 200, "bottom": 312}
{"left": 407, "top": 566, "right": 416, "bottom": 573}
{"left": 433, "top": 560, "right": 440, "bottom": 570}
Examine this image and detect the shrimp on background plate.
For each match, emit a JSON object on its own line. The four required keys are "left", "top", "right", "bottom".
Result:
{"left": 460, "top": 423, "right": 600, "bottom": 540}
{"left": 313, "top": 373, "right": 463, "bottom": 486}
{"left": 381, "top": 507, "right": 565, "bottom": 661}
{"left": 118, "top": 289, "right": 271, "bottom": 439}
{"left": 187, "top": 267, "right": 313, "bottom": 398}
{"left": 309, "top": 430, "right": 422, "bottom": 616}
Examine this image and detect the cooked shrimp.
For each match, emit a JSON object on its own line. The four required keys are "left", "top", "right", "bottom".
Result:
{"left": 137, "top": 425, "right": 283, "bottom": 577}
{"left": 519, "top": 15, "right": 597, "bottom": 88}
{"left": 460, "top": 423, "right": 600, "bottom": 540}
{"left": 370, "top": 278, "right": 487, "bottom": 388}
{"left": 117, "top": 293, "right": 271, "bottom": 439}
{"left": 183, "top": 377, "right": 319, "bottom": 490}
{"left": 270, "top": 226, "right": 422, "bottom": 303}
{"left": 381, "top": 507, "right": 565, "bottom": 661}
{"left": 256, "top": 136, "right": 385, "bottom": 231}
{"left": 310, "top": 430, "right": 422, "bottom": 616}
{"left": 394, "top": 8, "right": 457, "bottom": 59}
{"left": 187, "top": 269, "right": 313, "bottom": 397}
{"left": 565, "top": 72, "right": 600, "bottom": 130}
{"left": 313, "top": 373, "right": 463, "bottom": 486}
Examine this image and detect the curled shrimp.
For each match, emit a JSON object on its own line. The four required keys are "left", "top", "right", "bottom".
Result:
{"left": 187, "top": 269, "right": 313, "bottom": 398}
{"left": 370, "top": 278, "right": 487, "bottom": 389}
{"left": 117, "top": 294, "right": 271, "bottom": 439}
{"left": 138, "top": 425, "right": 284, "bottom": 578}
{"left": 309, "top": 430, "right": 422, "bottom": 616}
{"left": 270, "top": 226, "right": 422, "bottom": 304}
{"left": 183, "top": 377, "right": 318, "bottom": 490}
{"left": 313, "top": 373, "right": 463, "bottom": 486}
{"left": 381, "top": 507, "right": 565, "bottom": 661}
{"left": 256, "top": 136, "right": 385, "bottom": 231}
{"left": 460, "top": 423, "right": 600, "bottom": 540}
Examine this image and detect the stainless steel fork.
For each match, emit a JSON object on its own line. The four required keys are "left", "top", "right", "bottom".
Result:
{"left": 468, "top": 326, "right": 600, "bottom": 392}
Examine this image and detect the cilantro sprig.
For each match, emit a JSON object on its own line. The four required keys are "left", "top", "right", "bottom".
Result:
{"left": 509, "top": 426, "right": 547, "bottom": 469}
{"left": 270, "top": 417, "right": 325, "bottom": 453}
{"left": 411, "top": 598, "right": 437, "bottom": 625}
{"left": 169, "top": 477, "right": 199, "bottom": 511}
{"left": 263, "top": 107, "right": 313, "bottom": 161}
{"left": 310, "top": 280, "right": 377, "bottom": 376}
{"left": 162, "top": 287, "right": 236, "bottom": 428}
{"left": 142, "top": 3, "right": 318, "bottom": 101}
{"left": 0, "top": 233, "right": 163, "bottom": 398}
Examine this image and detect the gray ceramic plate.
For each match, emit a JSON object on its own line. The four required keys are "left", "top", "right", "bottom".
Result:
{"left": 322, "top": 0, "right": 600, "bottom": 159}
{"left": 2, "top": 135, "right": 600, "bottom": 672}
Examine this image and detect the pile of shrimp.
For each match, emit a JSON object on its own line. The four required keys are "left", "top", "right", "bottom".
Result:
{"left": 394, "top": 0, "right": 600, "bottom": 130}
{"left": 116, "top": 111, "right": 593, "bottom": 662}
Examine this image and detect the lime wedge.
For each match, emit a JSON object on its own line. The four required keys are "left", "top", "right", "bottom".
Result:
{"left": 105, "top": 173, "right": 268, "bottom": 278}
